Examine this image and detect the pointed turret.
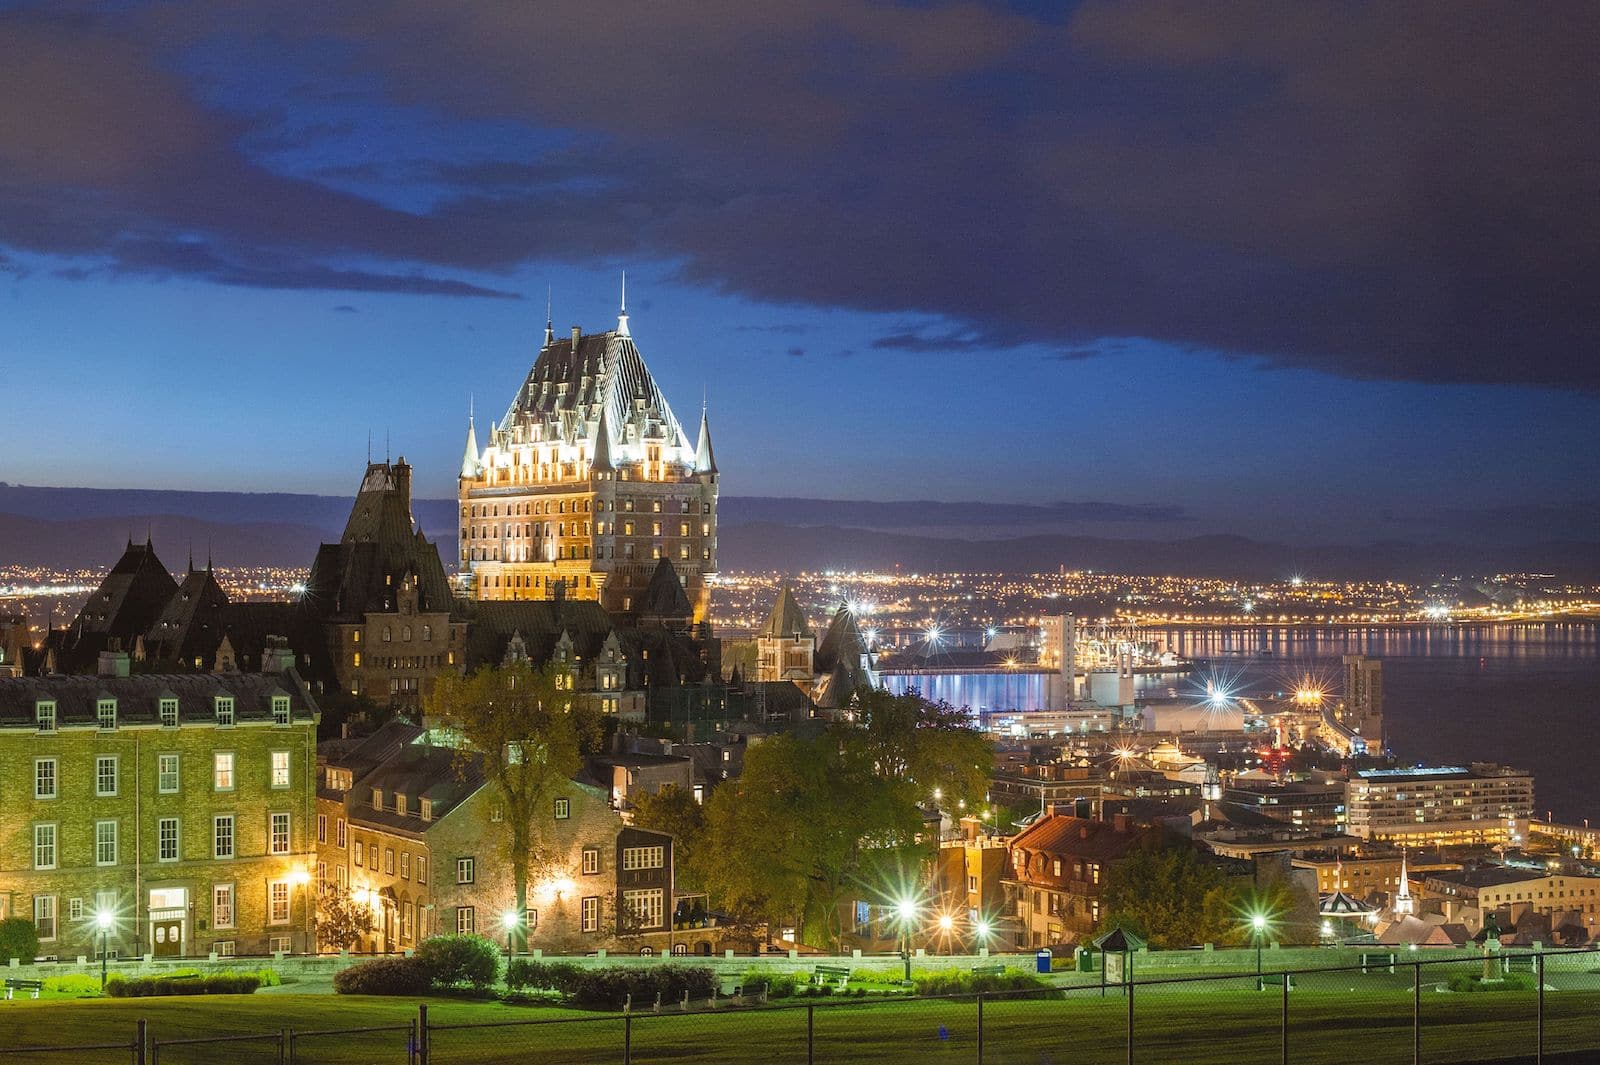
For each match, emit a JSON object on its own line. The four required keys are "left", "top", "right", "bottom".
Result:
{"left": 591, "top": 402, "right": 616, "bottom": 472}
{"left": 762, "top": 585, "right": 811, "bottom": 640}
{"left": 695, "top": 406, "right": 717, "bottom": 475}
{"left": 459, "top": 407, "right": 480, "bottom": 480}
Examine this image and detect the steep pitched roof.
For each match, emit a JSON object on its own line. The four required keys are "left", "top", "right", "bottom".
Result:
{"left": 461, "top": 598, "right": 618, "bottom": 670}
{"left": 639, "top": 558, "right": 693, "bottom": 620}
{"left": 145, "top": 567, "right": 231, "bottom": 666}
{"left": 762, "top": 586, "right": 811, "bottom": 639}
{"left": 1008, "top": 814, "right": 1157, "bottom": 865}
{"left": 694, "top": 408, "right": 717, "bottom": 475}
{"left": 0, "top": 669, "right": 318, "bottom": 729}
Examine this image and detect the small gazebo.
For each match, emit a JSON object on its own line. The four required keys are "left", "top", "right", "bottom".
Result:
{"left": 1318, "top": 889, "right": 1376, "bottom": 942}
{"left": 1094, "top": 926, "right": 1147, "bottom": 993}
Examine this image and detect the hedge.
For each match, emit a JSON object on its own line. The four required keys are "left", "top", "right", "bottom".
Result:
{"left": 416, "top": 935, "right": 502, "bottom": 991}
{"left": 503, "top": 961, "right": 716, "bottom": 1007}
{"left": 105, "top": 971, "right": 266, "bottom": 997}
{"left": 333, "top": 957, "right": 435, "bottom": 996}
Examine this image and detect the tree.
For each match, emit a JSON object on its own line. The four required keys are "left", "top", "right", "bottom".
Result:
{"left": 425, "top": 661, "right": 602, "bottom": 952}
{"left": 315, "top": 884, "right": 377, "bottom": 951}
{"left": 1097, "top": 841, "right": 1249, "bottom": 949}
{"left": 699, "top": 733, "right": 923, "bottom": 952}
{"left": 631, "top": 784, "right": 707, "bottom": 892}
{"left": 845, "top": 690, "right": 992, "bottom": 810}
{"left": 0, "top": 916, "right": 39, "bottom": 965}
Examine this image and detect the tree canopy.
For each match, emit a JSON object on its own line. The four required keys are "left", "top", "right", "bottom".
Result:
{"left": 1097, "top": 840, "right": 1248, "bottom": 950}
{"left": 630, "top": 783, "right": 707, "bottom": 892}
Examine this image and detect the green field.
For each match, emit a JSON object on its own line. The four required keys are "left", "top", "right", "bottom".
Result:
{"left": 1, "top": 977, "right": 1597, "bottom": 1064}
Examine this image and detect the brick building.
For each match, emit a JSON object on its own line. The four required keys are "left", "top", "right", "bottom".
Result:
{"left": 1003, "top": 812, "right": 1160, "bottom": 949}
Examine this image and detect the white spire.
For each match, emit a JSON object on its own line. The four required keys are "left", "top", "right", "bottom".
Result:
{"left": 616, "top": 270, "right": 630, "bottom": 337}
{"left": 544, "top": 286, "right": 554, "bottom": 346}
{"left": 694, "top": 402, "right": 717, "bottom": 474}
{"left": 1393, "top": 847, "right": 1414, "bottom": 915}
{"left": 459, "top": 399, "right": 480, "bottom": 480}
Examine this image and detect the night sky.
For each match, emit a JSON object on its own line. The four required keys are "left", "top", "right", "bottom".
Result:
{"left": 3, "top": 2, "right": 1598, "bottom": 546}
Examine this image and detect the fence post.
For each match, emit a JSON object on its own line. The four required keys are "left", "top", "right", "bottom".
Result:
{"left": 136, "top": 1019, "right": 147, "bottom": 1065}
{"left": 976, "top": 993, "right": 984, "bottom": 1065}
{"left": 418, "top": 1003, "right": 429, "bottom": 1065}
{"left": 1126, "top": 977, "right": 1135, "bottom": 1065}
{"left": 1536, "top": 952, "right": 1545, "bottom": 1064}
{"left": 624, "top": 1012, "right": 633, "bottom": 1065}
{"left": 409, "top": 1019, "right": 418, "bottom": 1065}
{"left": 286, "top": 1029, "right": 294, "bottom": 1065}
{"left": 807, "top": 1002, "right": 815, "bottom": 1065}
{"left": 1412, "top": 961, "right": 1421, "bottom": 1065}
{"left": 1280, "top": 976, "right": 1289, "bottom": 1065}
{"left": 278, "top": 1028, "right": 287, "bottom": 1065}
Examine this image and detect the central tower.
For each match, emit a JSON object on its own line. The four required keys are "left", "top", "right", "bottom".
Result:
{"left": 457, "top": 292, "right": 718, "bottom": 621}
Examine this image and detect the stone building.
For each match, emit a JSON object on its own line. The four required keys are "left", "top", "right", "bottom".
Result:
{"left": 0, "top": 646, "right": 320, "bottom": 959}
{"left": 457, "top": 300, "right": 718, "bottom": 622}
{"left": 1003, "top": 811, "right": 1160, "bottom": 949}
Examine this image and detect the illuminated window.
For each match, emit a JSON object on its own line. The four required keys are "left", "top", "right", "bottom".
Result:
{"left": 213, "top": 752, "right": 235, "bottom": 791}
{"left": 213, "top": 883, "right": 235, "bottom": 929}
{"left": 96, "top": 820, "right": 117, "bottom": 866}
{"left": 268, "top": 881, "right": 290, "bottom": 925}
{"left": 271, "top": 751, "right": 291, "bottom": 788}
{"left": 269, "top": 812, "right": 291, "bottom": 855}
{"left": 35, "top": 758, "right": 56, "bottom": 800}
{"left": 33, "top": 824, "right": 57, "bottom": 869}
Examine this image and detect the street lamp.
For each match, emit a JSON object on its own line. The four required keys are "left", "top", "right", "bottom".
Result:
{"left": 95, "top": 910, "right": 113, "bottom": 989}
{"left": 1251, "top": 912, "right": 1268, "bottom": 991}
{"left": 895, "top": 899, "right": 919, "bottom": 984}
{"left": 937, "top": 914, "right": 954, "bottom": 956}
{"left": 501, "top": 909, "right": 521, "bottom": 958}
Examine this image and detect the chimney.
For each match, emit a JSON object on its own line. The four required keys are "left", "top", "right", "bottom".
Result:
{"left": 571, "top": 325, "right": 582, "bottom": 347}
{"left": 98, "top": 642, "right": 130, "bottom": 679}
{"left": 260, "top": 635, "right": 295, "bottom": 674}
{"left": 393, "top": 457, "right": 412, "bottom": 509}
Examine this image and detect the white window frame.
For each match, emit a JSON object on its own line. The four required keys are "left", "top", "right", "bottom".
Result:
{"left": 317, "top": 814, "right": 327, "bottom": 844}
{"left": 268, "top": 880, "right": 290, "bottom": 925}
{"left": 213, "top": 883, "right": 235, "bottom": 929}
{"left": 214, "top": 695, "right": 235, "bottom": 726}
{"left": 554, "top": 797, "right": 571, "bottom": 820}
{"left": 269, "top": 812, "right": 291, "bottom": 856}
{"left": 158, "top": 817, "right": 180, "bottom": 862}
{"left": 456, "top": 906, "right": 475, "bottom": 935}
{"left": 33, "top": 823, "right": 57, "bottom": 870}
{"left": 271, "top": 696, "right": 291, "bottom": 726}
{"left": 270, "top": 750, "right": 291, "bottom": 789}
{"left": 34, "top": 758, "right": 57, "bottom": 800}
{"left": 159, "top": 697, "right": 179, "bottom": 727}
{"left": 157, "top": 753, "right": 180, "bottom": 794}
{"left": 581, "top": 896, "right": 599, "bottom": 932}
{"left": 622, "top": 846, "right": 665, "bottom": 871}
{"left": 34, "top": 895, "right": 57, "bottom": 941}
{"left": 36, "top": 700, "right": 56, "bottom": 732}
{"left": 96, "top": 755, "right": 119, "bottom": 797}
{"left": 214, "top": 815, "right": 236, "bottom": 860}
{"left": 623, "top": 888, "right": 665, "bottom": 930}
{"left": 582, "top": 847, "right": 600, "bottom": 875}
{"left": 95, "top": 820, "right": 118, "bottom": 866}
{"left": 213, "top": 751, "right": 235, "bottom": 792}
{"left": 96, "top": 698, "right": 117, "bottom": 730}
{"left": 456, "top": 857, "right": 475, "bottom": 885}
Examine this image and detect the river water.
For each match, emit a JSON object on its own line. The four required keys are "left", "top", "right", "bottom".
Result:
{"left": 1146, "top": 623, "right": 1600, "bottom": 823}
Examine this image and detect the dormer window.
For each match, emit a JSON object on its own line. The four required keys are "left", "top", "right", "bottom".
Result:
{"left": 35, "top": 701, "right": 56, "bottom": 732}
{"left": 372, "top": 787, "right": 384, "bottom": 810}
{"left": 96, "top": 698, "right": 117, "bottom": 731}
{"left": 272, "top": 696, "right": 291, "bottom": 726}
{"left": 395, "top": 793, "right": 408, "bottom": 816}
{"left": 159, "top": 697, "right": 179, "bottom": 727}
{"left": 420, "top": 798, "right": 434, "bottom": 822}
{"left": 214, "top": 696, "right": 234, "bottom": 726}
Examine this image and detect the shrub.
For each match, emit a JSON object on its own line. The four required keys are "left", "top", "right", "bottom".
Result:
{"left": 913, "top": 968, "right": 1046, "bottom": 996}
{"left": 564, "top": 965, "right": 717, "bottom": 1008}
{"left": 1447, "top": 973, "right": 1535, "bottom": 993}
{"left": 0, "top": 916, "right": 39, "bottom": 965}
{"left": 505, "top": 959, "right": 549, "bottom": 991}
{"left": 105, "top": 972, "right": 263, "bottom": 997}
{"left": 741, "top": 969, "right": 798, "bottom": 999}
{"left": 333, "top": 957, "right": 434, "bottom": 996}
{"left": 44, "top": 974, "right": 104, "bottom": 998}
{"left": 416, "top": 934, "right": 501, "bottom": 991}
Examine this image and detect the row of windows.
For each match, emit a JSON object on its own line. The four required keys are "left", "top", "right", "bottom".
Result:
{"left": 29, "top": 751, "right": 293, "bottom": 800}
{"left": 454, "top": 894, "right": 611, "bottom": 935}
{"left": 34, "top": 695, "right": 293, "bottom": 731}
{"left": 468, "top": 497, "right": 710, "bottom": 520}
{"left": 31, "top": 812, "right": 293, "bottom": 869}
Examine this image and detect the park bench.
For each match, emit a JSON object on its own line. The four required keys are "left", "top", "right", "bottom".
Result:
{"left": 812, "top": 965, "right": 851, "bottom": 989}
{"left": 1260, "top": 973, "right": 1295, "bottom": 991}
{"left": 3, "top": 978, "right": 44, "bottom": 1000}
{"left": 1504, "top": 955, "right": 1536, "bottom": 973}
{"left": 1359, "top": 952, "right": 1396, "bottom": 974}
{"left": 971, "top": 964, "right": 1006, "bottom": 978}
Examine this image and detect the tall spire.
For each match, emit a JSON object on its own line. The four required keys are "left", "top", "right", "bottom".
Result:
{"left": 544, "top": 286, "right": 554, "bottom": 346}
{"left": 616, "top": 270, "right": 630, "bottom": 337}
{"left": 694, "top": 403, "right": 717, "bottom": 474}
{"left": 459, "top": 400, "right": 480, "bottom": 480}
{"left": 591, "top": 401, "right": 616, "bottom": 472}
{"left": 1393, "top": 847, "right": 1414, "bottom": 915}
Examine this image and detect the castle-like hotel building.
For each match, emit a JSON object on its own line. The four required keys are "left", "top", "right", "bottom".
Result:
{"left": 457, "top": 296, "right": 718, "bottom": 621}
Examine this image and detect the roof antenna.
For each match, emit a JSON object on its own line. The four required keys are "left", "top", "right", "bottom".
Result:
{"left": 206, "top": 537, "right": 213, "bottom": 572}
{"left": 616, "top": 270, "right": 630, "bottom": 337}
{"left": 188, "top": 537, "right": 194, "bottom": 572}
{"left": 367, "top": 430, "right": 372, "bottom": 465}
{"left": 146, "top": 521, "right": 152, "bottom": 548}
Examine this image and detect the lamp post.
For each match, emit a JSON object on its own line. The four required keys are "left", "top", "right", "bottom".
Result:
{"left": 938, "top": 914, "right": 954, "bottom": 956}
{"left": 1252, "top": 913, "right": 1267, "bottom": 991}
{"left": 895, "top": 899, "right": 918, "bottom": 984}
{"left": 95, "top": 910, "right": 113, "bottom": 989}
{"left": 501, "top": 909, "right": 521, "bottom": 958}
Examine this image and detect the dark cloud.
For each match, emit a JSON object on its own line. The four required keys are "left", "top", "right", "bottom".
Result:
{"left": 735, "top": 323, "right": 813, "bottom": 335}
{"left": 2, "top": 2, "right": 1598, "bottom": 387}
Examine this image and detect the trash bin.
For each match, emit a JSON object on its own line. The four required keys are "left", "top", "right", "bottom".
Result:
{"left": 1035, "top": 949, "right": 1052, "bottom": 974}
{"left": 1076, "top": 947, "right": 1095, "bottom": 973}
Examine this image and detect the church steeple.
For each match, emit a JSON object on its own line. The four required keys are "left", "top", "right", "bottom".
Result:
{"left": 1393, "top": 847, "right": 1414, "bottom": 915}
{"left": 695, "top": 404, "right": 717, "bottom": 474}
{"left": 459, "top": 399, "right": 480, "bottom": 480}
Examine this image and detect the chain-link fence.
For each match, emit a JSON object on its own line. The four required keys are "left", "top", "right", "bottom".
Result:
{"left": 2, "top": 950, "right": 1596, "bottom": 1065}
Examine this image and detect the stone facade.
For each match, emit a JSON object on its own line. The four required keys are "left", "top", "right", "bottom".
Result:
{"left": 0, "top": 655, "right": 320, "bottom": 959}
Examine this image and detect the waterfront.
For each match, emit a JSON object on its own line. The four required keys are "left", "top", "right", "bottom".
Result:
{"left": 1153, "top": 623, "right": 1600, "bottom": 824}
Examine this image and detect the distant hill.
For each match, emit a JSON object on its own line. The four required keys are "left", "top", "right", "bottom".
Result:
{"left": 2, "top": 484, "right": 1597, "bottom": 579}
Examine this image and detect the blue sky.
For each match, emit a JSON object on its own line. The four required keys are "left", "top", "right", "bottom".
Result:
{"left": 2, "top": 2, "right": 1597, "bottom": 545}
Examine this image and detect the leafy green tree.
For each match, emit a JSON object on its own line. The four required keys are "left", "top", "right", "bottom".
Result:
{"left": 425, "top": 661, "right": 603, "bottom": 952}
{"left": 314, "top": 883, "right": 376, "bottom": 951}
{"left": 845, "top": 690, "right": 992, "bottom": 810}
{"left": 1097, "top": 841, "right": 1248, "bottom": 949}
{"left": 631, "top": 784, "right": 708, "bottom": 892}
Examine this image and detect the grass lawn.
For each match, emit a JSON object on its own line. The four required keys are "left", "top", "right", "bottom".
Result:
{"left": 2, "top": 984, "right": 1597, "bottom": 1064}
